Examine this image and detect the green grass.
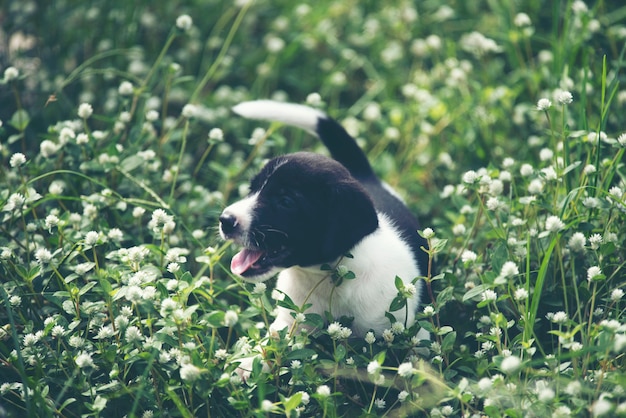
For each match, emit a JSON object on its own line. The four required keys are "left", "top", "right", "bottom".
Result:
{"left": 1, "top": 0, "right": 625, "bottom": 416}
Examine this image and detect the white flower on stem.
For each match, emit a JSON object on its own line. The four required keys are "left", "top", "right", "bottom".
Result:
{"left": 179, "top": 362, "right": 202, "bottom": 383}
{"left": 545, "top": 215, "right": 565, "bottom": 232}
{"left": 10, "top": 153, "right": 26, "bottom": 168}
{"left": 536, "top": 98, "right": 552, "bottom": 111}
{"left": 587, "top": 266, "right": 603, "bottom": 282}
{"left": 176, "top": 14, "right": 193, "bottom": 31}
{"left": 78, "top": 103, "right": 93, "bottom": 119}
{"left": 4, "top": 67, "right": 19, "bottom": 81}
{"left": 556, "top": 90, "right": 573, "bottom": 105}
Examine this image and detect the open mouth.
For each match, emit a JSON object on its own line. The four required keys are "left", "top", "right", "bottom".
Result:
{"left": 230, "top": 246, "right": 286, "bottom": 278}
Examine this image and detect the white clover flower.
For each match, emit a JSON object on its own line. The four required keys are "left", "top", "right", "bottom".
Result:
{"left": 617, "top": 133, "right": 626, "bottom": 147}
{"left": 208, "top": 128, "right": 224, "bottom": 141}
{"left": 167, "top": 262, "right": 180, "bottom": 273}
{"left": 610, "top": 288, "right": 624, "bottom": 301}
{"left": 78, "top": 102, "right": 93, "bottom": 119}
{"left": 180, "top": 363, "right": 201, "bottom": 382}
{"left": 365, "top": 331, "right": 376, "bottom": 344}
{"left": 514, "top": 13, "right": 532, "bottom": 27}
{"left": 462, "top": 170, "right": 479, "bottom": 184}
{"left": 10, "top": 153, "right": 26, "bottom": 168}
{"left": 583, "top": 197, "right": 600, "bottom": 208}
{"left": 316, "top": 385, "right": 331, "bottom": 397}
{"left": 251, "top": 282, "right": 267, "bottom": 295}
{"left": 452, "top": 224, "right": 466, "bottom": 236}
{"left": 327, "top": 322, "right": 342, "bottom": 337}
{"left": 422, "top": 227, "right": 435, "bottom": 238}
{"left": 460, "top": 31, "right": 500, "bottom": 57}
{"left": 592, "top": 396, "right": 613, "bottom": 417}
{"left": 9, "top": 295, "right": 21, "bottom": 307}
{"left": 528, "top": 179, "right": 544, "bottom": 194}
{"left": 367, "top": 360, "right": 381, "bottom": 375}
{"left": 514, "top": 288, "right": 529, "bottom": 301}
{"left": 40, "top": 139, "right": 59, "bottom": 158}
{"left": 51, "top": 325, "right": 65, "bottom": 338}
{"left": 374, "top": 398, "right": 386, "bottom": 409}
{"left": 75, "top": 352, "right": 95, "bottom": 369}
{"left": 145, "top": 109, "right": 159, "bottom": 122}
{"left": 500, "top": 261, "right": 519, "bottom": 278}
{"left": 84, "top": 230, "right": 100, "bottom": 246}
{"left": 265, "top": 35, "right": 285, "bottom": 53}
{"left": 397, "top": 362, "right": 415, "bottom": 378}
{"left": 481, "top": 290, "right": 497, "bottom": 303}
{"left": 551, "top": 311, "right": 568, "bottom": 324}
{"left": 176, "top": 14, "right": 193, "bottom": 31}
{"left": 224, "top": 310, "right": 238, "bottom": 327}
{"left": 589, "top": 233, "right": 603, "bottom": 250}
{"left": 118, "top": 81, "right": 134, "bottom": 96}
{"left": 34, "top": 248, "right": 53, "bottom": 264}
{"left": 125, "top": 326, "right": 143, "bottom": 343}
{"left": 4, "top": 66, "right": 19, "bottom": 81}
{"left": 486, "top": 197, "right": 500, "bottom": 211}
{"left": 461, "top": 250, "right": 478, "bottom": 264}
{"left": 398, "top": 390, "right": 409, "bottom": 402}
{"left": 391, "top": 322, "right": 405, "bottom": 335}
{"left": 306, "top": 92, "right": 322, "bottom": 106}
{"left": 382, "top": 329, "right": 395, "bottom": 344}
{"left": 338, "top": 327, "right": 352, "bottom": 340}
{"left": 556, "top": 90, "right": 574, "bottom": 105}
{"left": 587, "top": 266, "right": 603, "bottom": 282}
{"left": 44, "top": 214, "right": 60, "bottom": 231}
{"left": 423, "top": 305, "right": 435, "bottom": 317}
{"left": 541, "top": 166, "right": 558, "bottom": 181}
{"left": 108, "top": 228, "right": 123, "bottom": 242}
{"left": 583, "top": 164, "right": 597, "bottom": 175}
{"left": 520, "top": 163, "right": 534, "bottom": 176}
{"left": 132, "top": 207, "right": 146, "bottom": 218}
{"left": 539, "top": 148, "right": 554, "bottom": 161}
{"left": 536, "top": 98, "right": 552, "bottom": 111}
{"left": 545, "top": 215, "right": 565, "bottom": 232}
{"left": 182, "top": 104, "right": 198, "bottom": 118}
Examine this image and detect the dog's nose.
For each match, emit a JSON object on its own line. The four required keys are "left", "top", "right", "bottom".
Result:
{"left": 219, "top": 213, "right": 238, "bottom": 235}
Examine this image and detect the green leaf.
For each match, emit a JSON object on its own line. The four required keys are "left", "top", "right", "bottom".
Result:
{"left": 334, "top": 344, "right": 347, "bottom": 362}
{"left": 490, "top": 240, "right": 509, "bottom": 275}
{"left": 389, "top": 295, "right": 407, "bottom": 312}
{"left": 119, "top": 155, "right": 144, "bottom": 172}
{"left": 462, "top": 284, "right": 489, "bottom": 302}
{"left": 441, "top": 331, "right": 457, "bottom": 352}
{"left": 9, "top": 109, "right": 29, "bottom": 131}
{"left": 204, "top": 311, "right": 225, "bottom": 328}
{"left": 286, "top": 349, "right": 318, "bottom": 360}
{"left": 78, "top": 281, "right": 97, "bottom": 296}
{"left": 283, "top": 392, "right": 303, "bottom": 414}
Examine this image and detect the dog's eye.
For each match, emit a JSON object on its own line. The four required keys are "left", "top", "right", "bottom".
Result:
{"left": 276, "top": 194, "right": 296, "bottom": 210}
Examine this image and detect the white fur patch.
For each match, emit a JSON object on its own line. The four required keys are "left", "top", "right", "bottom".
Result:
{"left": 219, "top": 193, "right": 258, "bottom": 239}
{"left": 272, "top": 213, "right": 422, "bottom": 336}
{"left": 232, "top": 100, "right": 326, "bottom": 136}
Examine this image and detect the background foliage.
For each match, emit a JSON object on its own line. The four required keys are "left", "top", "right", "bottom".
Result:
{"left": 1, "top": 0, "right": 625, "bottom": 416}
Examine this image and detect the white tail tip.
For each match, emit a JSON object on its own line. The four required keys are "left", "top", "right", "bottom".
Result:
{"left": 232, "top": 100, "right": 326, "bottom": 135}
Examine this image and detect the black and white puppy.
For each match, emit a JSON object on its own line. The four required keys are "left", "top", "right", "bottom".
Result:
{"left": 219, "top": 100, "right": 429, "bottom": 337}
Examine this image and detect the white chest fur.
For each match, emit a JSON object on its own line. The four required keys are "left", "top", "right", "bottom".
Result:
{"left": 271, "top": 214, "right": 422, "bottom": 336}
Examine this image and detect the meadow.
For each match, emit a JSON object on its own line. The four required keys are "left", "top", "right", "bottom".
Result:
{"left": 0, "top": 0, "right": 625, "bottom": 416}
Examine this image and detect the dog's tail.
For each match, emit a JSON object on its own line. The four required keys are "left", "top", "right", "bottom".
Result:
{"left": 232, "top": 100, "right": 376, "bottom": 180}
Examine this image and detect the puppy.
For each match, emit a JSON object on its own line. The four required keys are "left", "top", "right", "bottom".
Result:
{"left": 220, "top": 100, "right": 429, "bottom": 339}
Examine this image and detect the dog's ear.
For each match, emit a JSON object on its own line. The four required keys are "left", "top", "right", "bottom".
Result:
{"left": 321, "top": 180, "right": 379, "bottom": 260}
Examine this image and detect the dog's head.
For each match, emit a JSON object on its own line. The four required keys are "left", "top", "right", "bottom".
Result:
{"left": 219, "top": 152, "right": 379, "bottom": 282}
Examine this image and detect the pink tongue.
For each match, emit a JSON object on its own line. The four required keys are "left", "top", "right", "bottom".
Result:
{"left": 231, "top": 249, "right": 264, "bottom": 275}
